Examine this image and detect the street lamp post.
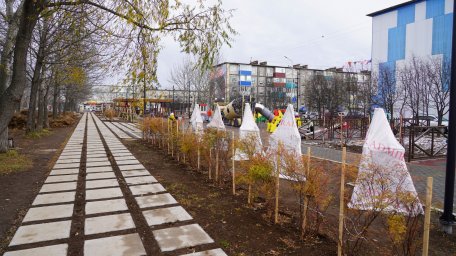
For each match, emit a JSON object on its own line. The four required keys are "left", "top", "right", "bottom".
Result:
{"left": 440, "top": 1, "right": 456, "bottom": 234}
{"left": 284, "top": 56, "right": 299, "bottom": 110}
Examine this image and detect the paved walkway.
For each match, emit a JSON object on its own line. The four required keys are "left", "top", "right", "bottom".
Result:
{"left": 4, "top": 113, "right": 226, "bottom": 256}
{"left": 302, "top": 143, "right": 456, "bottom": 212}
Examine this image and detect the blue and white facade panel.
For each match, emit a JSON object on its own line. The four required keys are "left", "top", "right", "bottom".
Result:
{"left": 372, "top": 0, "right": 453, "bottom": 76}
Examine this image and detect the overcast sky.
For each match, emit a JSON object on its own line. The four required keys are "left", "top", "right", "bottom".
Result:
{"left": 132, "top": 1, "right": 409, "bottom": 89}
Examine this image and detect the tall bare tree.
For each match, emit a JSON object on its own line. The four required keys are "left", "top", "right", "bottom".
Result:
{"left": 0, "top": 0, "right": 235, "bottom": 152}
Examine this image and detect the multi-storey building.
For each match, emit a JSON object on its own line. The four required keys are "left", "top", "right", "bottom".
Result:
{"left": 209, "top": 61, "right": 371, "bottom": 112}
{"left": 369, "top": 0, "right": 453, "bottom": 87}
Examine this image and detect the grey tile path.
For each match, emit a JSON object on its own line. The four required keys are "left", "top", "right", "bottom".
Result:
{"left": 39, "top": 182, "right": 77, "bottom": 193}
{"left": 5, "top": 112, "right": 225, "bottom": 255}
{"left": 22, "top": 204, "right": 74, "bottom": 222}
{"left": 84, "top": 234, "right": 146, "bottom": 256}
{"left": 45, "top": 174, "right": 78, "bottom": 183}
{"left": 49, "top": 168, "right": 80, "bottom": 176}
{"left": 86, "top": 172, "right": 116, "bottom": 180}
{"left": 32, "top": 192, "right": 75, "bottom": 205}
{"left": 4, "top": 244, "right": 68, "bottom": 256}
{"left": 143, "top": 206, "right": 193, "bottom": 226}
{"left": 121, "top": 169, "right": 151, "bottom": 177}
{"left": 86, "top": 187, "right": 124, "bottom": 200}
{"left": 85, "top": 213, "right": 135, "bottom": 235}
{"left": 85, "top": 198, "right": 129, "bottom": 215}
{"left": 9, "top": 220, "right": 72, "bottom": 245}
{"left": 125, "top": 176, "right": 157, "bottom": 185}
{"left": 152, "top": 224, "right": 214, "bottom": 252}
{"left": 181, "top": 249, "right": 228, "bottom": 256}
{"left": 135, "top": 193, "right": 178, "bottom": 209}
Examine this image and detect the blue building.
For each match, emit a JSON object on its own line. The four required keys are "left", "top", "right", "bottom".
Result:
{"left": 369, "top": 0, "right": 453, "bottom": 75}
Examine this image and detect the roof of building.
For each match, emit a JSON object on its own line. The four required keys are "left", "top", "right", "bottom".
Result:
{"left": 213, "top": 62, "right": 369, "bottom": 75}
{"left": 367, "top": 0, "right": 422, "bottom": 17}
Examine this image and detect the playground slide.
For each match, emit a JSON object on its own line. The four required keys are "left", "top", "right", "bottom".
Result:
{"left": 254, "top": 103, "right": 275, "bottom": 122}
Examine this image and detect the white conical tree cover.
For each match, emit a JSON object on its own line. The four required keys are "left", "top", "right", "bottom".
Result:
{"left": 207, "top": 105, "right": 225, "bottom": 130}
{"left": 190, "top": 104, "right": 204, "bottom": 132}
{"left": 269, "top": 104, "right": 301, "bottom": 156}
{"left": 348, "top": 108, "right": 423, "bottom": 216}
{"left": 235, "top": 103, "right": 262, "bottom": 160}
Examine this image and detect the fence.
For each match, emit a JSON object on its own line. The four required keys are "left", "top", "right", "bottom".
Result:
{"left": 407, "top": 126, "right": 448, "bottom": 162}
{"left": 302, "top": 117, "right": 369, "bottom": 143}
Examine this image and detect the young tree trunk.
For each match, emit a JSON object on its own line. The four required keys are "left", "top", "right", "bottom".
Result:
{"left": 0, "top": 1, "right": 40, "bottom": 153}
{"left": 26, "top": 22, "right": 46, "bottom": 133}
{"left": 0, "top": 1, "right": 23, "bottom": 94}
{"left": 36, "top": 84, "right": 45, "bottom": 130}
{"left": 52, "top": 84, "right": 59, "bottom": 118}
{"left": 43, "top": 83, "right": 50, "bottom": 128}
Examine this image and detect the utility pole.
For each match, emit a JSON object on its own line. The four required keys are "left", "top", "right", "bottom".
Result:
{"left": 284, "top": 56, "right": 299, "bottom": 110}
{"left": 188, "top": 78, "right": 191, "bottom": 118}
{"left": 172, "top": 85, "right": 175, "bottom": 113}
{"left": 440, "top": 1, "right": 456, "bottom": 234}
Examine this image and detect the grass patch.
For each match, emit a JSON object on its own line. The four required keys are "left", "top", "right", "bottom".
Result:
{"left": 0, "top": 150, "right": 32, "bottom": 174}
{"left": 25, "top": 128, "right": 52, "bottom": 139}
{"left": 220, "top": 240, "right": 230, "bottom": 249}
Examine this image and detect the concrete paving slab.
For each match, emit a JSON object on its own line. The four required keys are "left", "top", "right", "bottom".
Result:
{"left": 86, "top": 198, "right": 128, "bottom": 215}
{"left": 125, "top": 176, "right": 157, "bottom": 185}
{"left": 39, "top": 182, "right": 77, "bottom": 193}
{"left": 86, "top": 166, "right": 113, "bottom": 173}
{"left": 61, "top": 149, "right": 82, "bottom": 153}
{"left": 114, "top": 156, "right": 137, "bottom": 161}
{"left": 152, "top": 224, "right": 214, "bottom": 252}
{"left": 86, "top": 157, "right": 110, "bottom": 163}
{"left": 129, "top": 184, "right": 166, "bottom": 196}
{"left": 86, "top": 151, "right": 107, "bottom": 156}
{"left": 85, "top": 213, "right": 135, "bottom": 235}
{"left": 135, "top": 193, "right": 178, "bottom": 209}
{"left": 32, "top": 191, "right": 76, "bottom": 205}
{"left": 119, "top": 164, "right": 145, "bottom": 171}
{"left": 86, "top": 172, "right": 116, "bottom": 180}
{"left": 86, "top": 187, "right": 123, "bottom": 200}
{"left": 23, "top": 204, "right": 74, "bottom": 222}
{"left": 121, "top": 170, "right": 150, "bottom": 177}
{"left": 143, "top": 206, "right": 192, "bottom": 226}
{"left": 4, "top": 244, "right": 68, "bottom": 256}
{"left": 112, "top": 153, "right": 133, "bottom": 157}
{"left": 56, "top": 158, "right": 80, "bottom": 164}
{"left": 57, "top": 154, "right": 81, "bottom": 159}
{"left": 84, "top": 233, "right": 145, "bottom": 256}
{"left": 49, "top": 169, "right": 80, "bottom": 176}
{"left": 64, "top": 145, "right": 82, "bottom": 149}
{"left": 45, "top": 174, "right": 78, "bottom": 183}
{"left": 57, "top": 155, "right": 81, "bottom": 160}
{"left": 60, "top": 152, "right": 82, "bottom": 156}
{"left": 86, "top": 179, "right": 118, "bottom": 189}
{"left": 107, "top": 146, "right": 127, "bottom": 149}
{"left": 181, "top": 249, "right": 227, "bottom": 256}
{"left": 86, "top": 150, "right": 105, "bottom": 153}
{"left": 9, "top": 220, "right": 71, "bottom": 246}
{"left": 110, "top": 151, "right": 131, "bottom": 155}
{"left": 116, "top": 159, "right": 141, "bottom": 165}
{"left": 54, "top": 163, "right": 80, "bottom": 169}
{"left": 86, "top": 161, "right": 111, "bottom": 168}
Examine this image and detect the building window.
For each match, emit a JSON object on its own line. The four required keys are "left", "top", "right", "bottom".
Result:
{"left": 266, "top": 67, "right": 273, "bottom": 77}
{"left": 258, "top": 76, "right": 266, "bottom": 86}
{"left": 258, "top": 67, "right": 266, "bottom": 76}
{"left": 229, "top": 64, "right": 239, "bottom": 74}
{"left": 230, "top": 75, "right": 239, "bottom": 85}
{"left": 252, "top": 66, "right": 257, "bottom": 75}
